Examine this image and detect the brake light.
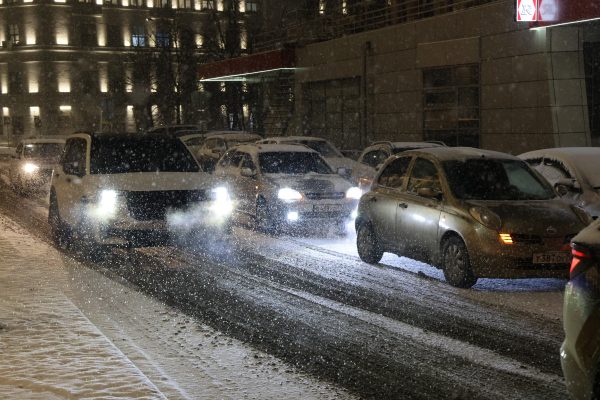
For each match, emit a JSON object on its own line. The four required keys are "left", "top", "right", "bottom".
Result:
{"left": 570, "top": 244, "right": 592, "bottom": 279}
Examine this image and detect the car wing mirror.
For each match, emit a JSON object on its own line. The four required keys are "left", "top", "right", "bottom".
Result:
{"left": 417, "top": 187, "right": 442, "bottom": 200}
{"left": 554, "top": 178, "right": 580, "bottom": 196}
{"left": 240, "top": 167, "right": 257, "bottom": 178}
{"left": 337, "top": 167, "right": 348, "bottom": 176}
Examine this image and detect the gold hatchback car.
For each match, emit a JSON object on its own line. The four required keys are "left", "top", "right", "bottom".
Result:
{"left": 355, "top": 147, "right": 591, "bottom": 288}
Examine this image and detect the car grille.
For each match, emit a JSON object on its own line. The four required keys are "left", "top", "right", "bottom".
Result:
{"left": 125, "top": 190, "right": 208, "bottom": 221}
{"left": 304, "top": 192, "right": 345, "bottom": 200}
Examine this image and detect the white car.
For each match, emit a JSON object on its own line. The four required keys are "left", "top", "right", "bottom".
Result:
{"left": 214, "top": 143, "right": 361, "bottom": 234}
{"left": 519, "top": 147, "right": 600, "bottom": 219}
{"left": 352, "top": 141, "right": 445, "bottom": 190}
{"left": 256, "top": 136, "right": 359, "bottom": 179}
{"left": 179, "top": 133, "right": 206, "bottom": 156}
{"left": 48, "top": 132, "right": 231, "bottom": 251}
{"left": 195, "top": 132, "right": 262, "bottom": 173}
{"left": 9, "top": 137, "right": 65, "bottom": 194}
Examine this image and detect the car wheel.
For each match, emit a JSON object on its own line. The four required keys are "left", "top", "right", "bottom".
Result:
{"left": 357, "top": 223, "right": 383, "bottom": 264}
{"left": 255, "top": 197, "right": 277, "bottom": 234}
{"left": 48, "top": 192, "right": 71, "bottom": 250}
{"left": 442, "top": 236, "right": 477, "bottom": 288}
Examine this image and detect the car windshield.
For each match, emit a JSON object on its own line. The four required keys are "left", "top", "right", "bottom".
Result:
{"left": 90, "top": 136, "right": 200, "bottom": 174}
{"left": 23, "top": 143, "right": 63, "bottom": 159}
{"left": 259, "top": 152, "right": 333, "bottom": 175}
{"left": 443, "top": 159, "right": 555, "bottom": 200}
{"left": 226, "top": 137, "right": 260, "bottom": 147}
{"left": 291, "top": 140, "right": 342, "bottom": 158}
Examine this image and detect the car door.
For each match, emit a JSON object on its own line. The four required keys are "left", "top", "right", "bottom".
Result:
{"left": 53, "top": 137, "right": 89, "bottom": 226}
{"left": 395, "top": 157, "right": 443, "bottom": 257}
{"left": 366, "top": 156, "right": 412, "bottom": 250}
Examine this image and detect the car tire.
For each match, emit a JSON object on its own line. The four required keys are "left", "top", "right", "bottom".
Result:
{"left": 48, "top": 192, "right": 71, "bottom": 250}
{"left": 442, "top": 236, "right": 477, "bottom": 288}
{"left": 357, "top": 223, "right": 383, "bottom": 264}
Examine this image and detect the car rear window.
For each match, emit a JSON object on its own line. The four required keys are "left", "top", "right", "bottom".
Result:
{"left": 90, "top": 136, "right": 200, "bottom": 174}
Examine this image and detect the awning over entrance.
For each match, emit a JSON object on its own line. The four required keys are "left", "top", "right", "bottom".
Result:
{"left": 198, "top": 48, "right": 296, "bottom": 82}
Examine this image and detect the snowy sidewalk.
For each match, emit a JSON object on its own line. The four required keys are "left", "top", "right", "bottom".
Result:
{"left": 0, "top": 214, "right": 165, "bottom": 399}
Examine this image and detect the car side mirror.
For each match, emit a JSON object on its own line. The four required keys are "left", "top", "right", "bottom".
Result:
{"left": 417, "top": 187, "right": 442, "bottom": 200}
{"left": 554, "top": 179, "right": 580, "bottom": 196}
{"left": 240, "top": 167, "right": 257, "bottom": 178}
{"left": 337, "top": 167, "right": 348, "bottom": 176}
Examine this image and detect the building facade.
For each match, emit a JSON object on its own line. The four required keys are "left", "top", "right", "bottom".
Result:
{"left": 202, "top": 0, "right": 600, "bottom": 154}
{"left": 0, "top": 0, "right": 258, "bottom": 143}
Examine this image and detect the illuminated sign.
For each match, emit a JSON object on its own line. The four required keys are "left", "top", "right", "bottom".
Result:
{"left": 517, "top": 0, "right": 538, "bottom": 21}
{"left": 522, "top": 0, "right": 600, "bottom": 28}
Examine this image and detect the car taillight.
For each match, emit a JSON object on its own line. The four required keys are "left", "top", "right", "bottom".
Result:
{"left": 570, "top": 244, "right": 593, "bottom": 279}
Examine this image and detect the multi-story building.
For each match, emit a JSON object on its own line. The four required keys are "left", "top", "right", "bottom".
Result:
{"left": 200, "top": 0, "right": 600, "bottom": 153}
{"left": 0, "top": 0, "right": 258, "bottom": 143}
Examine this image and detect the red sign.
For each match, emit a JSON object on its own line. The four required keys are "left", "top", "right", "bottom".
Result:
{"left": 517, "top": 0, "right": 538, "bottom": 21}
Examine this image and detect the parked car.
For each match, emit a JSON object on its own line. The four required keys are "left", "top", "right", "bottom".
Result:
{"left": 195, "top": 132, "right": 262, "bottom": 172}
{"left": 214, "top": 143, "right": 361, "bottom": 234}
{"left": 562, "top": 218, "right": 600, "bottom": 400}
{"left": 48, "top": 132, "right": 231, "bottom": 251}
{"left": 257, "top": 136, "right": 359, "bottom": 179}
{"left": 9, "top": 137, "right": 65, "bottom": 194}
{"left": 355, "top": 147, "right": 590, "bottom": 288}
{"left": 519, "top": 147, "right": 600, "bottom": 219}
{"left": 352, "top": 141, "right": 446, "bottom": 190}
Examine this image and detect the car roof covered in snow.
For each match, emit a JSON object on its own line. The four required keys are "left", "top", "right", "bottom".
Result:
{"left": 363, "top": 141, "right": 444, "bottom": 153}
{"left": 232, "top": 143, "right": 318, "bottom": 155}
{"left": 179, "top": 133, "right": 206, "bottom": 141}
{"left": 518, "top": 147, "right": 600, "bottom": 162}
{"left": 261, "top": 136, "right": 330, "bottom": 143}
{"left": 205, "top": 132, "right": 262, "bottom": 141}
{"left": 21, "top": 137, "right": 66, "bottom": 145}
{"left": 400, "top": 146, "right": 519, "bottom": 162}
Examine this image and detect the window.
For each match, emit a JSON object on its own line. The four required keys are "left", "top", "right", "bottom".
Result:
{"left": 177, "top": 0, "right": 191, "bottom": 8}
{"left": 240, "top": 153, "right": 256, "bottom": 171}
{"left": 361, "top": 149, "right": 389, "bottom": 167}
{"left": 423, "top": 64, "right": 479, "bottom": 147}
{"left": 8, "top": 70, "right": 24, "bottom": 94}
{"left": 407, "top": 158, "right": 441, "bottom": 194}
{"left": 80, "top": 22, "right": 97, "bottom": 47}
{"left": 129, "top": 0, "right": 141, "bottom": 6}
{"left": 156, "top": 31, "right": 170, "bottom": 47}
{"left": 377, "top": 156, "right": 411, "bottom": 189}
{"left": 8, "top": 24, "right": 20, "bottom": 45}
{"left": 245, "top": 0, "right": 257, "bottom": 12}
{"left": 131, "top": 26, "right": 146, "bottom": 47}
{"left": 106, "top": 25, "right": 121, "bottom": 46}
{"left": 200, "top": 0, "right": 212, "bottom": 9}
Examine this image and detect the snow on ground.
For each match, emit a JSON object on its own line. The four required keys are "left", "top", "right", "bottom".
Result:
{"left": 0, "top": 213, "right": 354, "bottom": 399}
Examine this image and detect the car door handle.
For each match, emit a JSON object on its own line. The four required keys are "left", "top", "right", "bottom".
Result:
{"left": 398, "top": 203, "right": 408, "bottom": 209}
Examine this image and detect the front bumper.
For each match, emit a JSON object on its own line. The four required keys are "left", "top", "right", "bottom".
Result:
{"left": 561, "top": 281, "right": 600, "bottom": 400}
{"left": 272, "top": 199, "right": 357, "bottom": 226}
{"left": 466, "top": 227, "right": 572, "bottom": 279}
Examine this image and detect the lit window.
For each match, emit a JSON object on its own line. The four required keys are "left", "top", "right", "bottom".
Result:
{"left": 58, "top": 77, "right": 70, "bottom": 93}
{"left": 240, "top": 29, "right": 247, "bottom": 50}
{"left": 131, "top": 26, "right": 146, "bottom": 47}
{"left": 56, "top": 31, "right": 69, "bottom": 45}
{"left": 29, "top": 106, "right": 40, "bottom": 116}
{"left": 342, "top": 0, "right": 347, "bottom": 14}
{"left": 59, "top": 105, "right": 71, "bottom": 112}
{"left": 3, "top": 107, "right": 9, "bottom": 117}
{"left": 195, "top": 34, "right": 203, "bottom": 47}
{"left": 216, "top": 0, "right": 222, "bottom": 11}
{"left": 199, "top": 0, "right": 211, "bottom": 9}
{"left": 319, "top": 0, "right": 325, "bottom": 14}
{"left": 28, "top": 78, "right": 38, "bottom": 93}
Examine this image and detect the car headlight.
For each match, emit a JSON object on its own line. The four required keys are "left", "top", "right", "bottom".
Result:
{"left": 97, "top": 189, "right": 119, "bottom": 216}
{"left": 22, "top": 162, "right": 39, "bottom": 174}
{"left": 278, "top": 187, "right": 303, "bottom": 202}
{"left": 571, "top": 205, "right": 593, "bottom": 226}
{"left": 210, "top": 186, "right": 233, "bottom": 217}
{"left": 211, "top": 186, "right": 231, "bottom": 202}
{"left": 346, "top": 187, "right": 363, "bottom": 200}
{"left": 469, "top": 206, "right": 502, "bottom": 231}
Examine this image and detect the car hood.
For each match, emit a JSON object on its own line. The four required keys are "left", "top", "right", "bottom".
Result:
{"left": 324, "top": 156, "right": 360, "bottom": 171}
{"left": 265, "top": 173, "right": 353, "bottom": 194}
{"left": 87, "top": 172, "right": 214, "bottom": 192}
{"left": 467, "top": 199, "right": 584, "bottom": 236}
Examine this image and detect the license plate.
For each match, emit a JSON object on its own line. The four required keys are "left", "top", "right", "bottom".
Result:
{"left": 313, "top": 204, "right": 342, "bottom": 212}
{"left": 532, "top": 252, "right": 570, "bottom": 264}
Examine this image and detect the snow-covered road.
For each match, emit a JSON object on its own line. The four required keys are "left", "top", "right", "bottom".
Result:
{"left": 0, "top": 163, "right": 570, "bottom": 399}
